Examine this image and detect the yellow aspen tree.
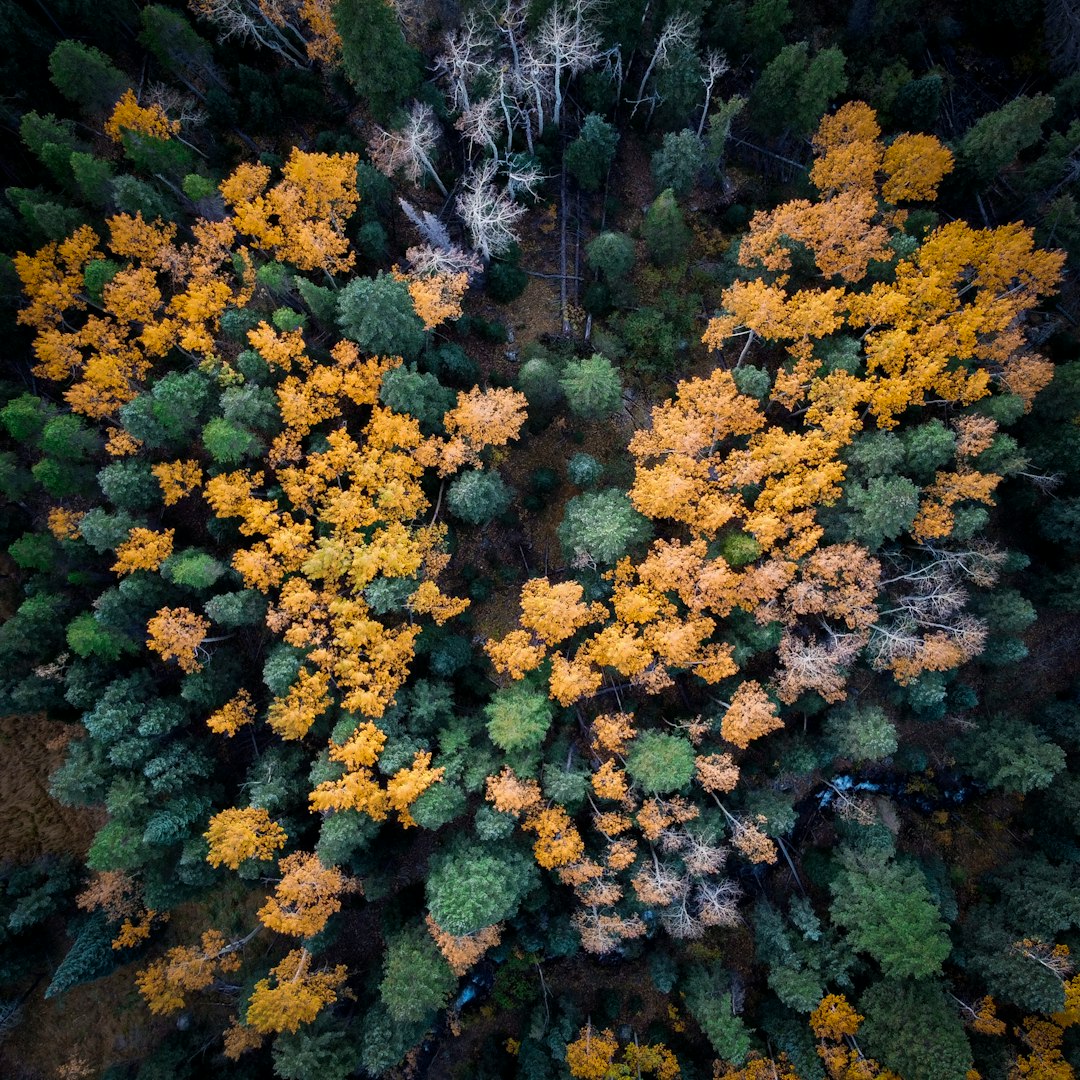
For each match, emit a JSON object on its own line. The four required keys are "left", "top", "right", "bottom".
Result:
{"left": 152, "top": 460, "right": 204, "bottom": 504}
{"left": 112, "top": 528, "right": 175, "bottom": 576}
{"left": 245, "top": 948, "right": 348, "bottom": 1034}
{"left": 146, "top": 606, "right": 210, "bottom": 673}
{"left": 105, "top": 89, "right": 181, "bottom": 142}
{"left": 720, "top": 681, "right": 782, "bottom": 749}
{"left": 207, "top": 690, "right": 257, "bottom": 737}
{"left": 137, "top": 929, "right": 243, "bottom": 1015}
{"left": 257, "top": 852, "right": 354, "bottom": 937}
{"left": 205, "top": 807, "right": 288, "bottom": 870}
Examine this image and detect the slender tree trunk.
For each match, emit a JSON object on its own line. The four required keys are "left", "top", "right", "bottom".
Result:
{"left": 560, "top": 147, "right": 571, "bottom": 334}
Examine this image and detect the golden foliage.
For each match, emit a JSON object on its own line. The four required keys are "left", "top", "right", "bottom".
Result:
{"left": 112, "top": 527, "right": 175, "bottom": 576}
{"left": 205, "top": 807, "right": 287, "bottom": 869}
{"left": 695, "top": 753, "right": 740, "bottom": 793}
{"left": 266, "top": 668, "right": 331, "bottom": 740}
{"left": 77, "top": 870, "right": 140, "bottom": 922}
{"left": 485, "top": 767, "right": 543, "bottom": 816}
{"left": 407, "top": 271, "right": 469, "bottom": 329}
{"left": 525, "top": 806, "right": 585, "bottom": 869}
{"left": 721, "top": 681, "right": 782, "bottom": 750}
{"left": 105, "top": 428, "right": 143, "bottom": 456}
{"left": 566, "top": 1026, "right": 621, "bottom": 1080}
{"left": 731, "top": 817, "right": 777, "bottom": 864}
{"left": 105, "top": 89, "right": 181, "bottom": 143}
{"left": 111, "top": 909, "right": 160, "bottom": 950}
{"left": 973, "top": 996, "right": 1007, "bottom": 1036}
{"left": 882, "top": 133, "right": 955, "bottom": 203}
{"left": 207, "top": 689, "right": 257, "bottom": 737}
{"left": 566, "top": 1026, "right": 680, "bottom": 1080}
{"left": 386, "top": 751, "right": 446, "bottom": 827}
{"left": 221, "top": 149, "right": 361, "bottom": 274}
{"left": 592, "top": 713, "right": 637, "bottom": 756}
{"left": 592, "top": 759, "right": 630, "bottom": 801}
{"left": 223, "top": 1020, "right": 265, "bottom": 1060}
{"left": 245, "top": 948, "right": 348, "bottom": 1034}
{"left": 47, "top": 507, "right": 84, "bottom": 540}
{"left": 137, "top": 929, "right": 242, "bottom": 1015}
{"left": 298, "top": 0, "right": 342, "bottom": 63}
{"left": 1010, "top": 1016, "right": 1074, "bottom": 1080}
{"left": 714, "top": 1055, "right": 801, "bottom": 1080}
{"left": 257, "top": 851, "right": 354, "bottom": 936}
{"left": 146, "top": 606, "right": 210, "bottom": 673}
{"left": 152, "top": 460, "right": 204, "bottom": 505}
{"left": 810, "top": 994, "right": 864, "bottom": 1041}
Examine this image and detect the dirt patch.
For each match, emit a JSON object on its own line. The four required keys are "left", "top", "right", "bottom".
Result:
{"left": 0, "top": 715, "right": 101, "bottom": 866}
{"left": 0, "top": 957, "right": 166, "bottom": 1080}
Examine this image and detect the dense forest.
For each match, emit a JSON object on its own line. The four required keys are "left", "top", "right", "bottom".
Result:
{"left": 3, "top": 0, "right": 1080, "bottom": 1077}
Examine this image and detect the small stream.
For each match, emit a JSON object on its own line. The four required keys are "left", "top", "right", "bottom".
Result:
{"left": 816, "top": 771, "right": 979, "bottom": 813}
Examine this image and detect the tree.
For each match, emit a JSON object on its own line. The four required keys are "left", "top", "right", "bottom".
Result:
{"left": 146, "top": 607, "right": 211, "bottom": 673}
{"left": 558, "top": 490, "right": 651, "bottom": 567}
{"left": 447, "top": 469, "right": 512, "bottom": 525}
{"left": 566, "top": 114, "right": 619, "bottom": 191}
{"left": 958, "top": 94, "right": 1054, "bottom": 186}
{"left": 586, "top": 231, "right": 635, "bottom": 282}
{"left": 369, "top": 102, "right": 448, "bottom": 197}
{"left": 517, "top": 356, "right": 564, "bottom": 413}
{"left": 830, "top": 849, "right": 951, "bottom": 979}
{"left": 456, "top": 159, "right": 528, "bottom": 259}
{"left": 379, "top": 924, "right": 457, "bottom": 1023}
{"left": 749, "top": 42, "right": 847, "bottom": 138}
{"left": 824, "top": 703, "right": 897, "bottom": 762}
{"left": 205, "top": 807, "right": 287, "bottom": 869}
{"left": 137, "top": 929, "right": 245, "bottom": 1014}
{"left": 721, "top": 681, "right": 783, "bottom": 749}
{"left": 247, "top": 948, "right": 348, "bottom": 1034}
{"left": 380, "top": 365, "right": 455, "bottom": 430}
{"left": 559, "top": 354, "right": 623, "bottom": 420}
{"left": 337, "top": 272, "right": 427, "bottom": 360}
{"left": 271, "top": 1023, "right": 355, "bottom": 1080}
{"left": 426, "top": 841, "right": 537, "bottom": 935}
{"left": 953, "top": 717, "right": 1065, "bottom": 794}
{"left": 859, "top": 980, "right": 974, "bottom": 1080}
{"left": 221, "top": 149, "right": 361, "bottom": 275}
{"left": 48, "top": 41, "right": 127, "bottom": 115}
{"left": 651, "top": 129, "right": 704, "bottom": 197}
{"left": 336, "top": 0, "right": 421, "bottom": 118}
{"left": 626, "top": 731, "right": 695, "bottom": 794}
{"left": 46, "top": 914, "right": 123, "bottom": 999}
{"left": 683, "top": 967, "right": 753, "bottom": 1064}
{"left": 203, "top": 417, "right": 262, "bottom": 464}
{"left": 567, "top": 453, "right": 603, "bottom": 487}
{"left": 841, "top": 475, "right": 920, "bottom": 550}
{"left": 258, "top": 852, "right": 353, "bottom": 937}
{"left": 642, "top": 189, "right": 691, "bottom": 265}
{"left": 485, "top": 682, "right": 554, "bottom": 752}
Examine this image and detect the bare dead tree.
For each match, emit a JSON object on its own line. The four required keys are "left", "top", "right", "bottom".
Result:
{"left": 696, "top": 879, "right": 742, "bottom": 927}
{"left": 456, "top": 96, "right": 504, "bottom": 160}
{"left": 628, "top": 11, "right": 697, "bottom": 119}
{"left": 400, "top": 198, "right": 485, "bottom": 279}
{"left": 435, "top": 13, "right": 494, "bottom": 115}
{"left": 504, "top": 152, "right": 546, "bottom": 200}
{"left": 190, "top": 0, "right": 310, "bottom": 66}
{"left": 145, "top": 84, "right": 209, "bottom": 131}
{"left": 534, "top": 0, "right": 603, "bottom": 128}
{"left": 370, "top": 102, "right": 449, "bottom": 197}
{"left": 1046, "top": 0, "right": 1080, "bottom": 73}
{"left": 697, "top": 50, "right": 729, "bottom": 137}
{"left": 456, "top": 158, "right": 528, "bottom": 259}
